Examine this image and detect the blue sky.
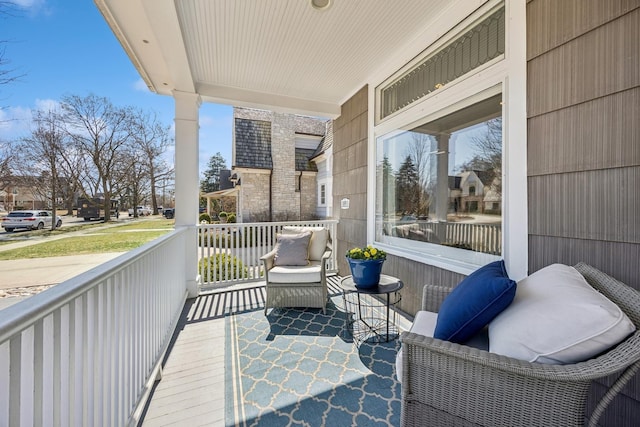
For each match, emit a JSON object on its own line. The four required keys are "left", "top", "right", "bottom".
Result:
{"left": 0, "top": 0, "right": 233, "bottom": 174}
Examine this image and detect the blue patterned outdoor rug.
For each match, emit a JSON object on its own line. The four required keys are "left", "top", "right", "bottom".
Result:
{"left": 225, "top": 298, "right": 402, "bottom": 426}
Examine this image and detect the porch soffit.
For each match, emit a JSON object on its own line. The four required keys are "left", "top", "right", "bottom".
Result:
{"left": 95, "top": 0, "right": 463, "bottom": 117}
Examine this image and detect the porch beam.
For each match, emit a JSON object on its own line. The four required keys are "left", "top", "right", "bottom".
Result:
{"left": 198, "top": 83, "right": 341, "bottom": 119}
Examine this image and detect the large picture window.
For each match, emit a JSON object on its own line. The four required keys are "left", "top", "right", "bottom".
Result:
{"left": 376, "top": 93, "right": 503, "bottom": 261}
{"left": 371, "top": 0, "right": 527, "bottom": 278}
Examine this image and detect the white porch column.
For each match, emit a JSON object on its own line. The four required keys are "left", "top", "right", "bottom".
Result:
{"left": 435, "top": 133, "right": 450, "bottom": 222}
{"left": 173, "top": 90, "right": 202, "bottom": 298}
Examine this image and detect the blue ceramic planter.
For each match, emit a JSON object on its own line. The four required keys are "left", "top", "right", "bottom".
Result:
{"left": 347, "top": 258, "right": 384, "bottom": 288}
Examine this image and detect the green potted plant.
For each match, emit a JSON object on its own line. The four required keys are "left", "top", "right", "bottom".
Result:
{"left": 345, "top": 245, "right": 387, "bottom": 288}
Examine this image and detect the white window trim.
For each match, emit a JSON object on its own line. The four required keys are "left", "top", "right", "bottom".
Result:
{"left": 367, "top": 0, "right": 527, "bottom": 280}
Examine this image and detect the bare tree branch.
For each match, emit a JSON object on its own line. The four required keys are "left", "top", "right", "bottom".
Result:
{"left": 18, "top": 109, "right": 68, "bottom": 226}
{"left": 61, "top": 94, "right": 132, "bottom": 221}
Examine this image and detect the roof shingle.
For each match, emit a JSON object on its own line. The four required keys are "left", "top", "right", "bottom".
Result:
{"left": 234, "top": 118, "right": 272, "bottom": 169}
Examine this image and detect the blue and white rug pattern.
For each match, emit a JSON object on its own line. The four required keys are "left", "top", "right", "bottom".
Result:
{"left": 225, "top": 300, "right": 402, "bottom": 426}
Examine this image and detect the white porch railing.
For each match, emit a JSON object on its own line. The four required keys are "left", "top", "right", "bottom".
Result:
{"left": 0, "top": 227, "right": 191, "bottom": 427}
{"left": 197, "top": 220, "right": 339, "bottom": 289}
{"left": 387, "top": 220, "right": 502, "bottom": 255}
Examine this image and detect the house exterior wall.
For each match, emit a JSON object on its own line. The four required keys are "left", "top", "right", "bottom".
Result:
{"left": 271, "top": 113, "right": 298, "bottom": 220}
{"left": 527, "top": 1, "right": 640, "bottom": 424}
{"left": 333, "top": 86, "right": 369, "bottom": 277}
{"left": 527, "top": 1, "right": 640, "bottom": 287}
{"left": 300, "top": 172, "right": 317, "bottom": 219}
{"left": 234, "top": 108, "right": 325, "bottom": 221}
{"left": 238, "top": 171, "right": 271, "bottom": 223}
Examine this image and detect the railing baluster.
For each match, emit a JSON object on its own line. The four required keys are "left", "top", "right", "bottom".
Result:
{"left": 197, "top": 220, "right": 339, "bottom": 289}
{"left": 0, "top": 341, "right": 10, "bottom": 426}
{"left": 68, "top": 299, "right": 77, "bottom": 427}
{"left": 9, "top": 335, "right": 21, "bottom": 426}
{"left": 33, "top": 319, "right": 44, "bottom": 427}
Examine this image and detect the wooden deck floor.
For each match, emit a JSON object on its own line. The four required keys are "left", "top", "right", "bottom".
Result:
{"left": 139, "top": 275, "right": 410, "bottom": 426}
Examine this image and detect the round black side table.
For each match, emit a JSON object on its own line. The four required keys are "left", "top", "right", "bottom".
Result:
{"left": 339, "top": 274, "right": 404, "bottom": 343}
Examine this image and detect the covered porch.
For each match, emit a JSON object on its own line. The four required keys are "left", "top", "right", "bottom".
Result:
{"left": 2, "top": 0, "right": 640, "bottom": 425}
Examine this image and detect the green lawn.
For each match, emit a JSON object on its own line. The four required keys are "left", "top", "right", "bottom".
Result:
{"left": 96, "top": 218, "right": 175, "bottom": 231}
{"left": 0, "top": 219, "right": 175, "bottom": 260}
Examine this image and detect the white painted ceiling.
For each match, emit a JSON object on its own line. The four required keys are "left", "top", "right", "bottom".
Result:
{"left": 95, "top": 0, "right": 478, "bottom": 117}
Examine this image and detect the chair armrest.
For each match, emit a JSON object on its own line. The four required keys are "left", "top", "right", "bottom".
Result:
{"left": 421, "top": 284, "right": 452, "bottom": 313}
{"left": 260, "top": 249, "right": 276, "bottom": 271}
{"left": 401, "top": 329, "right": 640, "bottom": 382}
{"left": 320, "top": 247, "right": 332, "bottom": 275}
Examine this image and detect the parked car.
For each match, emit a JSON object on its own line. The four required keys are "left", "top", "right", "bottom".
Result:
{"left": 1, "top": 210, "right": 62, "bottom": 232}
{"left": 128, "top": 206, "right": 153, "bottom": 216}
{"left": 163, "top": 208, "right": 175, "bottom": 219}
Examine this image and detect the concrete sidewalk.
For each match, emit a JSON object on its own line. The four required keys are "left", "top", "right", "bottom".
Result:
{"left": 0, "top": 221, "right": 140, "bottom": 310}
{"left": 0, "top": 253, "right": 125, "bottom": 310}
{"left": 0, "top": 252, "right": 125, "bottom": 289}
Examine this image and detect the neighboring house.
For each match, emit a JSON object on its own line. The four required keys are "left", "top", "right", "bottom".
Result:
{"left": 311, "top": 120, "right": 334, "bottom": 219}
{"left": 1, "top": 175, "right": 77, "bottom": 213}
{"left": 230, "top": 107, "right": 331, "bottom": 223}
{"left": 201, "top": 169, "right": 239, "bottom": 216}
{"left": 450, "top": 170, "right": 501, "bottom": 214}
{"left": 0, "top": 177, "right": 51, "bottom": 211}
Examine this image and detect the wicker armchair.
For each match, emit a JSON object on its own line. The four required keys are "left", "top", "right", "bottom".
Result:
{"left": 261, "top": 227, "right": 332, "bottom": 314}
{"left": 399, "top": 263, "right": 640, "bottom": 427}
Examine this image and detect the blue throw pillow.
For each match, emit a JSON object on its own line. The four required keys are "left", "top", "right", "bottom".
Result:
{"left": 434, "top": 260, "right": 516, "bottom": 343}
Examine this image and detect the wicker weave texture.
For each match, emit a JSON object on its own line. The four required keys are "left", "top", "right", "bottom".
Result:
{"left": 400, "top": 263, "right": 640, "bottom": 427}
{"left": 264, "top": 282, "right": 328, "bottom": 312}
{"left": 261, "top": 230, "right": 332, "bottom": 314}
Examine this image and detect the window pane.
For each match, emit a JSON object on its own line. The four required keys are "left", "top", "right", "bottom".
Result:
{"left": 380, "top": 7, "right": 505, "bottom": 119}
{"left": 376, "top": 94, "right": 502, "bottom": 256}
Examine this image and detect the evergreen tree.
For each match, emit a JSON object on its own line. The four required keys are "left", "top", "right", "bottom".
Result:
{"left": 200, "top": 152, "right": 227, "bottom": 193}
{"left": 396, "top": 155, "right": 420, "bottom": 215}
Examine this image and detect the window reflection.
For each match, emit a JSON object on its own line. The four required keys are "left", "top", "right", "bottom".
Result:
{"left": 376, "top": 94, "right": 502, "bottom": 255}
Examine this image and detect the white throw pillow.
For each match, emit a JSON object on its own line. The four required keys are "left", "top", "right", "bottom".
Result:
{"left": 282, "top": 226, "right": 328, "bottom": 261}
{"left": 489, "top": 264, "right": 635, "bottom": 364}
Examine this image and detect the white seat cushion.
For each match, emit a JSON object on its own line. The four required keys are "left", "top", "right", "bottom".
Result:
{"left": 396, "top": 311, "right": 438, "bottom": 380}
{"left": 268, "top": 261, "right": 322, "bottom": 283}
{"left": 396, "top": 311, "right": 489, "bottom": 381}
{"left": 489, "top": 263, "right": 636, "bottom": 364}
